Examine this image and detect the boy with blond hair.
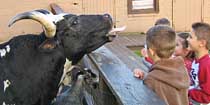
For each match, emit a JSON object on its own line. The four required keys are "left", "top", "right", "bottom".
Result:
{"left": 187, "top": 22, "right": 210, "bottom": 104}
{"left": 134, "top": 25, "right": 190, "bottom": 105}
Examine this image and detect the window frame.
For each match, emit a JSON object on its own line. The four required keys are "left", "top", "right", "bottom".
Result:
{"left": 127, "top": 0, "right": 159, "bottom": 14}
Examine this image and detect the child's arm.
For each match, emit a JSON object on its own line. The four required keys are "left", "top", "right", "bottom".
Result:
{"left": 145, "top": 57, "right": 154, "bottom": 64}
{"left": 141, "top": 48, "right": 154, "bottom": 64}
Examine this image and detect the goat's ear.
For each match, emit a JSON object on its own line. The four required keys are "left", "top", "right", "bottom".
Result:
{"left": 39, "top": 39, "right": 58, "bottom": 50}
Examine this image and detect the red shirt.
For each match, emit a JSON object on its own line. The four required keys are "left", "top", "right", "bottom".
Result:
{"left": 145, "top": 57, "right": 154, "bottom": 64}
{"left": 184, "top": 58, "right": 193, "bottom": 85}
{"left": 189, "top": 54, "right": 210, "bottom": 103}
{"left": 184, "top": 58, "right": 193, "bottom": 73}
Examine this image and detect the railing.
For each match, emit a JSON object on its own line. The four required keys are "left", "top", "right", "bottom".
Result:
{"left": 50, "top": 3, "right": 165, "bottom": 105}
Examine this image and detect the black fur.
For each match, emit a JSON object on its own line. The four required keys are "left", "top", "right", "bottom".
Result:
{"left": 0, "top": 12, "right": 112, "bottom": 105}
{"left": 53, "top": 67, "right": 98, "bottom": 105}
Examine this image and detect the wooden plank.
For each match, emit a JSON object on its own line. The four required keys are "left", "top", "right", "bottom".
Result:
{"left": 88, "top": 46, "right": 165, "bottom": 105}
{"left": 81, "top": 55, "right": 118, "bottom": 105}
{"left": 105, "top": 44, "right": 149, "bottom": 72}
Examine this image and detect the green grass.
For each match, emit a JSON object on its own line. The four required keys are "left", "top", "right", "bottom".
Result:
{"left": 134, "top": 50, "right": 142, "bottom": 57}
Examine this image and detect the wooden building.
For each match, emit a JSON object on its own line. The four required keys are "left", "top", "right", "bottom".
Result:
{"left": 0, "top": 0, "right": 210, "bottom": 42}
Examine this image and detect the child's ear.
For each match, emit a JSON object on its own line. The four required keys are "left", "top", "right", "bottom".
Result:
{"left": 148, "top": 48, "right": 155, "bottom": 56}
{"left": 199, "top": 39, "right": 207, "bottom": 48}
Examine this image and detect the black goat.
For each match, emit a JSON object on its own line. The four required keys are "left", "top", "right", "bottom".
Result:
{"left": 0, "top": 9, "right": 124, "bottom": 105}
{"left": 53, "top": 66, "right": 98, "bottom": 105}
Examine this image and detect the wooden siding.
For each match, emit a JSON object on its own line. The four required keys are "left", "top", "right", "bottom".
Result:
{"left": 203, "top": 0, "right": 210, "bottom": 24}
{"left": 1, "top": 0, "right": 210, "bottom": 42}
{"left": 173, "top": 0, "right": 202, "bottom": 32}
{"left": 0, "top": 0, "right": 84, "bottom": 42}
{"left": 82, "top": 0, "right": 116, "bottom": 26}
{"left": 124, "top": 0, "right": 172, "bottom": 32}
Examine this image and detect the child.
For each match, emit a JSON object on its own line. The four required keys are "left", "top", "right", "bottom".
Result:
{"left": 141, "top": 18, "right": 171, "bottom": 65}
{"left": 154, "top": 18, "right": 171, "bottom": 26}
{"left": 134, "top": 25, "right": 190, "bottom": 105}
{"left": 174, "top": 32, "right": 195, "bottom": 76}
{"left": 187, "top": 22, "right": 210, "bottom": 104}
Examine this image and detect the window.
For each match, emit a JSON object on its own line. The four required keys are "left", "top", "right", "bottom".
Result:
{"left": 128, "top": 0, "right": 159, "bottom": 14}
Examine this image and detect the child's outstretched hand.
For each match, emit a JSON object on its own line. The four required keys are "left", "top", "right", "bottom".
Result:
{"left": 141, "top": 48, "right": 148, "bottom": 57}
{"left": 133, "top": 68, "right": 145, "bottom": 79}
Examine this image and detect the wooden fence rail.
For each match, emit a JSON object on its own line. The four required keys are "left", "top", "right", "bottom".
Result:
{"left": 49, "top": 3, "right": 165, "bottom": 105}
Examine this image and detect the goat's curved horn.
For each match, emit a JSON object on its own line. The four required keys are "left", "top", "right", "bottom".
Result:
{"left": 8, "top": 9, "right": 57, "bottom": 38}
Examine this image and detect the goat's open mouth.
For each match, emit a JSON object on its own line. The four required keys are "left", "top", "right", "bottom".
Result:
{"left": 106, "top": 26, "right": 126, "bottom": 41}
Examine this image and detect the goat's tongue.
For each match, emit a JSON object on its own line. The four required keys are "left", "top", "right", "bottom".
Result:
{"left": 107, "top": 26, "right": 126, "bottom": 41}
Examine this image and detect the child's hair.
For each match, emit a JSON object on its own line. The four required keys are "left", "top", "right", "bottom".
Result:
{"left": 154, "top": 18, "right": 170, "bottom": 26}
{"left": 177, "top": 32, "right": 195, "bottom": 59}
{"left": 192, "top": 22, "right": 210, "bottom": 49}
{"left": 146, "top": 25, "right": 176, "bottom": 58}
{"left": 177, "top": 32, "right": 190, "bottom": 49}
